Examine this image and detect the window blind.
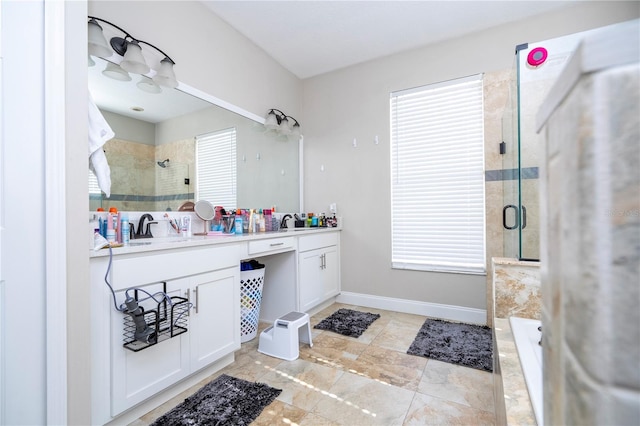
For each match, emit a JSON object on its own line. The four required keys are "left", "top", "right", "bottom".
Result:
{"left": 196, "top": 127, "right": 237, "bottom": 209}
{"left": 390, "top": 74, "right": 485, "bottom": 274}
{"left": 89, "top": 170, "right": 101, "bottom": 194}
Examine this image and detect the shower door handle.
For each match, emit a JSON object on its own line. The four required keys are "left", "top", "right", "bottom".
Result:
{"left": 503, "top": 205, "right": 519, "bottom": 230}
{"left": 521, "top": 205, "right": 527, "bottom": 229}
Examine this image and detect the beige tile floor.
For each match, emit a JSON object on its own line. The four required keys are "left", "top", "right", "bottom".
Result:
{"left": 131, "top": 303, "right": 496, "bottom": 425}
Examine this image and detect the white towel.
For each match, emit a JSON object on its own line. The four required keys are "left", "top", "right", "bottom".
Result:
{"left": 88, "top": 94, "right": 114, "bottom": 197}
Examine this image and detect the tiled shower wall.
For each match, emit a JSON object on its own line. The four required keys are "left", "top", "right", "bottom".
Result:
{"left": 483, "top": 69, "right": 511, "bottom": 326}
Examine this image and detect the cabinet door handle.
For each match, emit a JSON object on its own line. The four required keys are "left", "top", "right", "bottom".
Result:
{"left": 184, "top": 289, "right": 191, "bottom": 314}
{"left": 319, "top": 254, "right": 324, "bottom": 269}
{"left": 192, "top": 287, "right": 199, "bottom": 314}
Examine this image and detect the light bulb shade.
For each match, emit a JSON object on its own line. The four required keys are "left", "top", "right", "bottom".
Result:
{"left": 136, "top": 77, "right": 162, "bottom": 94}
{"left": 152, "top": 57, "right": 178, "bottom": 88}
{"left": 264, "top": 111, "right": 279, "bottom": 130}
{"left": 102, "top": 61, "right": 131, "bottom": 81}
{"left": 279, "top": 116, "right": 292, "bottom": 135}
{"left": 120, "top": 41, "right": 150, "bottom": 75}
{"left": 88, "top": 19, "right": 112, "bottom": 58}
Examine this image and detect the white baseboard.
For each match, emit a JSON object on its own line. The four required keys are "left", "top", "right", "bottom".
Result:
{"left": 336, "top": 292, "right": 487, "bottom": 325}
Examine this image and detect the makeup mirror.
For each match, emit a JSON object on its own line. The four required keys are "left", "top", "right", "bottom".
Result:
{"left": 193, "top": 200, "right": 215, "bottom": 235}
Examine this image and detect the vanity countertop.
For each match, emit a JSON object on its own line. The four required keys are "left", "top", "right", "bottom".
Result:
{"left": 90, "top": 226, "right": 341, "bottom": 258}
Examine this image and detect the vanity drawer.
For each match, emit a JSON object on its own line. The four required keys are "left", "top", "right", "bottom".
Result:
{"left": 111, "top": 244, "right": 239, "bottom": 289}
{"left": 248, "top": 237, "right": 295, "bottom": 255}
{"left": 298, "top": 232, "right": 339, "bottom": 252}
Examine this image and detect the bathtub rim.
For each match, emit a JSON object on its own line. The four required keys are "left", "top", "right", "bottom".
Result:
{"left": 509, "top": 316, "right": 543, "bottom": 426}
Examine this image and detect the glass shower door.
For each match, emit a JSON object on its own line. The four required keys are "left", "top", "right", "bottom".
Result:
{"left": 515, "top": 46, "right": 541, "bottom": 261}
{"left": 502, "top": 56, "right": 520, "bottom": 258}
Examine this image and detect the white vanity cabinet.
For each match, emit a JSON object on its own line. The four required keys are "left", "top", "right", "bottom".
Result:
{"left": 110, "top": 277, "right": 191, "bottom": 415}
{"left": 188, "top": 267, "right": 240, "bottom": 372}
{"left": 91, "top": 243, "right": 241, "bottom": 422}
{"left": 90, "top": 229, "right": 341, "bottom": 424}
{"left": 298, "top": 233, "right": 340, "bottom": 312}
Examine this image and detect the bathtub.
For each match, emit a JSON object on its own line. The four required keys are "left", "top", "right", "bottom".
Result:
{"left": 509, "top": 316, "right": 543, "bottom": 425}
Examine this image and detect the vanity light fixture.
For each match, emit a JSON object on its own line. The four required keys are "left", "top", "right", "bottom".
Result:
{"left": 264, "top": 109, "right": 301, "bottom": 138}
{"left": 88, "top": 16, "right": 178, "bottom": 89}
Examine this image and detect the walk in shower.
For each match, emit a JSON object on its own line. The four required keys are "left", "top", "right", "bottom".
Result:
{"left": 501, "top": 29, "right": 601, "bottom": 261}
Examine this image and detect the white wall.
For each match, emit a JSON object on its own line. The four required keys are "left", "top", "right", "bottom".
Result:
{"left": 1, "top": 2, "right": 48, "bottom": 424}
{"left": 64, "top": 2, "right": 92, "bottom": 424}
{"left": 102, "top": 110, "right": 155, "bottom": 145}
{"left": 302, "top": 2, "right": 640, "bottom": 310}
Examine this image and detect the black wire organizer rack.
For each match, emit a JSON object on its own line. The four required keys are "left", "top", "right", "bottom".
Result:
{"left": 122, "top": 282, "right": 190, "bottom": 352}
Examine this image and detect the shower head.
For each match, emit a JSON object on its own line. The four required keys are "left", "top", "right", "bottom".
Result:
{"left": 157, "top": 159, "right": 170, "bottom": 168}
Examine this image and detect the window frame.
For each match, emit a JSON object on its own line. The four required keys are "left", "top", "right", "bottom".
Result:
{"left": 390, "top": 74, "right": 486, "bottom": 275}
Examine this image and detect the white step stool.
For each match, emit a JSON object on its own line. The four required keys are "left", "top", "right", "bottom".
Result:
{"left": 258, "top": 311, "right": 313, "bottom": 361}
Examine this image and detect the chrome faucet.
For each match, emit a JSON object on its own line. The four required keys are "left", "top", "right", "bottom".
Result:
{"left": 136, "top": 213, "right": 157, "bottom": 238}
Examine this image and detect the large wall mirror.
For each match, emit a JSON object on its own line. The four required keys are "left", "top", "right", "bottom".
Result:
{"left": 89, "top": 57, "right": 301, "bottom": 213}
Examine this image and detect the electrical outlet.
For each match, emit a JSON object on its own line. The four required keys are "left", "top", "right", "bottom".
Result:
{"left": 329, "top": 203, "right": 337, "bottom": 213}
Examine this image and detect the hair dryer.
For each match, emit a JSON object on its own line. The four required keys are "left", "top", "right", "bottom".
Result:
{"left": 124, "top": 297, "right": 157, "bottom": 344}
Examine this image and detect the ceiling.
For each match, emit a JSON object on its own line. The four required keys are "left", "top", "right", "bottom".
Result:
{"left": 201, "top": 1, "right": 576, "bottom": 79}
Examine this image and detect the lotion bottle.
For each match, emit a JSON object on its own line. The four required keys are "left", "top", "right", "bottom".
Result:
{"left": 121, "top": 213, "right": 130, "bottom": 246}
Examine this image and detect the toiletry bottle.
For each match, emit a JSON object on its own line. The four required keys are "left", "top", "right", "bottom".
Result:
{"left": 106, "top": 213, "right": 115, "bottom": 243}
{"left": 116, "top": 212, "right": 122, "bottom": 243}
{"left": 98, "top": 215, "right": 105, "bottom": 238}
{"left": 89, "top": 216, "right": 99, "bottom": 250}
{"left": 264, "top": 208, "right": 272, "bottom": 232}
{"left": 109, "top": 207, "right": 118, "bottom": 229}
{"left": 243, "top": 211, "right": 250, "bottom": 233}
{"left": 259, "top": 209, "right": 266, "bottom": 232}
{"left": 121, "top": 213, "right": 130, "bottom": 246}
{"left": 235, "top": 209, "right": 243, "bottom": 235}
{"left": 181, "top": 216, "right": 191, "bottom": 237}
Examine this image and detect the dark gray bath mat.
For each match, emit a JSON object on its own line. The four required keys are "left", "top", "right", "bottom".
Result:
{"left": 151, "top": 374, "right": 281, "bottom": 426}
{"left": 407, "top": 318, "right": 493, "bottom": 372}
{"left": 314, "top": 308, "right": 381, "bottom": 338}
